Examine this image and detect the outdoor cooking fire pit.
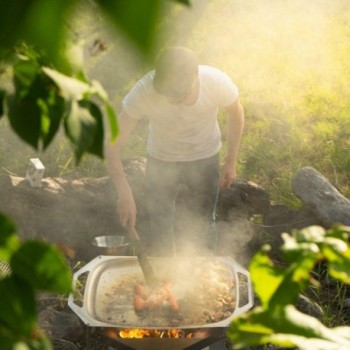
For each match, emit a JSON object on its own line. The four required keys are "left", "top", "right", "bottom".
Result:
{"left": 68, "top": 255, "right": 253, "bottom": 349}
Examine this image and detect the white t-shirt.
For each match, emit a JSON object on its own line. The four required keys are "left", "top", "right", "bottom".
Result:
{"left": 122, "top": 65, "right": 239, "bottom": 162}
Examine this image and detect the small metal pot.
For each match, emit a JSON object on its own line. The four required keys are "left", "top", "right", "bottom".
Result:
{"left": 92, "top": 235, "right": 130, "bottom": 255}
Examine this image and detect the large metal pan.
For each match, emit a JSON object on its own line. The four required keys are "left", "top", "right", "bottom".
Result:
{"left": 68, "top": 255, "right": 253, "bottom": 329}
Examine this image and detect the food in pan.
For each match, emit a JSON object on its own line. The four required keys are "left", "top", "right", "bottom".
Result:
{"left": 133, "top": 281, "right": 179, "bottom": 312}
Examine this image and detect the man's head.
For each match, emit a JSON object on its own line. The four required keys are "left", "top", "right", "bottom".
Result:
{"left": 153, "top": 47, "right": 198, "bottom": 101}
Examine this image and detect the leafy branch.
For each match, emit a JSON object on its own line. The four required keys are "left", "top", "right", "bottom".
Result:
{"left": 0, "top": 1, "right": 192, "bottom": 349}
{"left": 1, "top": 54, "right": 118, "bottom": 163}
{"left": 0, "top": 213, "right": 72, "bottom": 349}
{"left": 228, "top": 225, "right": 350, "bottom": 350}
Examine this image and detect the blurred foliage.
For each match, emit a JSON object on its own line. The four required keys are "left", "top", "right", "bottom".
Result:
{"left": 228, "top": 225, "right": 350, "bottom": 349}
{"left": 0, "top": 213, "right": 72, "bottom": 350}
{"left": 0, "top": 0, "right": 189, "bottom": 70}
{"left": 3, "top": 52, "right": 118, "bottom": 164}
{"left": 0, "top": 1, "right": 350, "bottom": 349}
{"left": 0, "top": 0, "right": 189, "bottom": 166}
{"left": 0, "top": 1, "right": 189, "bottom": 349}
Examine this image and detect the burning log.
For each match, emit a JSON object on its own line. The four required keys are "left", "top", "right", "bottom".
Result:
{"left": 291, "top": 167, "right": 350, "bottom": 227}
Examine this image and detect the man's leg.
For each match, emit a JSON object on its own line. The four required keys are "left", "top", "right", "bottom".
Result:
{"left": 175, "top": 153, "right": 220, "bottom": 255}
{"left": 143, "top": 156, "right": 180, "bottom": 256}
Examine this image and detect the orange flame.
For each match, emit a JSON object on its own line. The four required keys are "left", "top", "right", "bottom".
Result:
{"left": 104, "top": 328, "right": 193, "bottom": 339}
{"left": 120, "top": 329, "right": 150, "bottom": 338}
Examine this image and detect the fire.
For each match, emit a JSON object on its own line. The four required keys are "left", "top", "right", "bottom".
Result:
{"left": 120, "top": 329, "right": 150, "bottom": 338}
{"left": 104, "top": 328, "right": 193, "bottom": 339}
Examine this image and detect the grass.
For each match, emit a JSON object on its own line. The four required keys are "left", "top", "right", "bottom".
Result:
{"left": 1, "top": 1, "right": 350, "bottom": 344}
{"left": 0, "top": 119, "right": 107, "bottom": 179}
{"left": 308, "top": 263, "right": 350, "bottom": 328}
{"left": 2, "top": 0, "right": 350, "bottom": 205}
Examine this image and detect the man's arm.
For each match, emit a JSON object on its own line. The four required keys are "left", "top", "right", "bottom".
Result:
{"left": 220, "top": 97, "right": 245, "bottom": 189}
{"left": 105, "top": 110, "right": 138, "bottom": 231}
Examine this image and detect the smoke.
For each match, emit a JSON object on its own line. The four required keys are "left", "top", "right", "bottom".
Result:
{"left": 182, "top": 0, "right": 348, "bottom": 110}
{"left": 3, "top": 1, "right": 349, "bottom": 262}
{"left": 78, "top": 0, "right": 350, "bottom": 263}
{"left": 84, "top": 0, "right": 350, "bottom": 112}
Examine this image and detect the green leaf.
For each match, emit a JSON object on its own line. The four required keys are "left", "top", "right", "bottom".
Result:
{"left": 268, "top": 258, "right": 316, "bottom": 310}
{"left": 251, "top": 244, "right": 318, "bottom": 311}
{"left": 0, "top": 213, "right": 20, "bottom": 261}
{"left": 37, "top": 90, "right": 65, "bottom": 150}
{"left": 43, "top": 67, "right": 117, "bottom": 161}
{"left": 249, "top": 249, "right": 285, "bottom": 307}
{"left": 0, "top": 0, "right": 72, "bottom": 71}
{"left": 11, "top": 333, "right": 53, "bottom": 350}
{"left": 8, "top": 59, "right": 65, "bottom": 149}
{"left": 26, "top": 332, "right": 53, "bottom": 350}
{"left": 229, "top": 225, "right": 350, "bottom": 349}
{"left": 325, "top": 225, "right": 350, "bottom": 241}
{"left": 80, "top": 100, "right": 105, "bottom": 158}
{"left": 7, "top": 93, "right": 41, "bottom": 148}
{"left": 13, "top": 59, "right": 40, "bottom": 94}
{"left": 21, "top": 0, "right": 72, "bottom": 68}
{"left": 0, "top": 319, "right": 52, "bottom": 350}
{"left": 0, "top": 277, "right": 36, "bottom": 336}
{"left": 10, "top": 241, "right": 72, "bottom": 294}
{"left": 42, "top": 67, "right": 91, "bottom": 101}
{"left": 282, "top": 231, "right": 320, "bottom": 263}
{"left": 323, "top": 243, "right": 350, "bottom": 283}
{"left": 0, "top": 2, "right": 33, "bottom": 54}
{"left": 228, "top": 307, "right": 287, "bottom": 348}
{"left": 90, "top": 80, "right": 118, "bottom": 142}
{"left": 228, "top": 305, "right": 350, "bottom": 349}
{"left": 328, "top": 260, "right": 350, "bottom": 284}
{"left": 97, "top": 0, "right": 162, "bottom": 55}
{"left": 294, "top": 225, "right": 327, "bottom": 243}
{"left": 64, "top": 99, "right": 98, "bottom": 162}
{"left": 322, "top": 237, "right": 349, "bottom": 257}
{"left": 104, "top": 102, "right": 119, "bottom": 142}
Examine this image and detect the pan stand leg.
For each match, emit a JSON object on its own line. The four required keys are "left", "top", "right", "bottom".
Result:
{"left": 85, "top": 326, "right": 94, "bottom": 350}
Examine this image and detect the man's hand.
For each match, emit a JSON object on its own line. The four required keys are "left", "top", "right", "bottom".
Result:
{"left": 117, "top": 184, "right": 137, "bottom": 232}
{"left": 220, "top": 160, "right": 237, "bottom": 189}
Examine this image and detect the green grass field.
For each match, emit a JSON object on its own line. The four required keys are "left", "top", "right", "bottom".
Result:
{"left": 1, "top": 0, "right": 350, "bottom": 207}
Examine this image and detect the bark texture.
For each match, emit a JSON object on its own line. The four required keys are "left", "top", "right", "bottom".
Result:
{"left": 292, "top": 166, "right": 350, "bottom": 227}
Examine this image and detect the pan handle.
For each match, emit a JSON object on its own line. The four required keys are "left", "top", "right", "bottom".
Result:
{"left": 67, "top": 256, "right": 114, "bottom": 327}
{"left": 232, "top": 262, "right": 254, "bottom": 316}
{"left": 67, "top": 260, "right": 95, "bottom": 326}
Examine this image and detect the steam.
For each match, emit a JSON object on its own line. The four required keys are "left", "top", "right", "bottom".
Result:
{"left": 184, "top": 1, "right": 347, "bottom": 109}
{"left": 80, "top": 0, "right": 350, "bottom": 263}
{"left": 86, "top": 0, "right": 350, "bottom": 110}
{"left": 3, "top": 1, "right": 349, "bottom": 263}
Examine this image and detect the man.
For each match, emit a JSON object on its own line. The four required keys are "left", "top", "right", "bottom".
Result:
{"left": 106, "top": 47, "right": 244, "bottom": 256}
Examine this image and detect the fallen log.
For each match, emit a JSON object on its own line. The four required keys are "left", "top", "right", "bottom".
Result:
{"left": 291, "top": 167, "right": 350, "bottom": 227}
{"left": 0, "top": 158, "right": 266, "bottom": 258}
{"left": 218, "top": 180, "right": 270, "bottom": 219}
{"left": 0, "top": 174, "right": 123, "bottom": 260}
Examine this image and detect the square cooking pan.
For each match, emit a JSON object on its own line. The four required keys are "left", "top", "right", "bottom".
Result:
{"left": 68, "top": 255, "right": 253, "bottom": 329}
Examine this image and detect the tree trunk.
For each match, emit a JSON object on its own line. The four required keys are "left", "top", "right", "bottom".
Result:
{"left": 291, "top": 167, "right": 350, "bottom": 227}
